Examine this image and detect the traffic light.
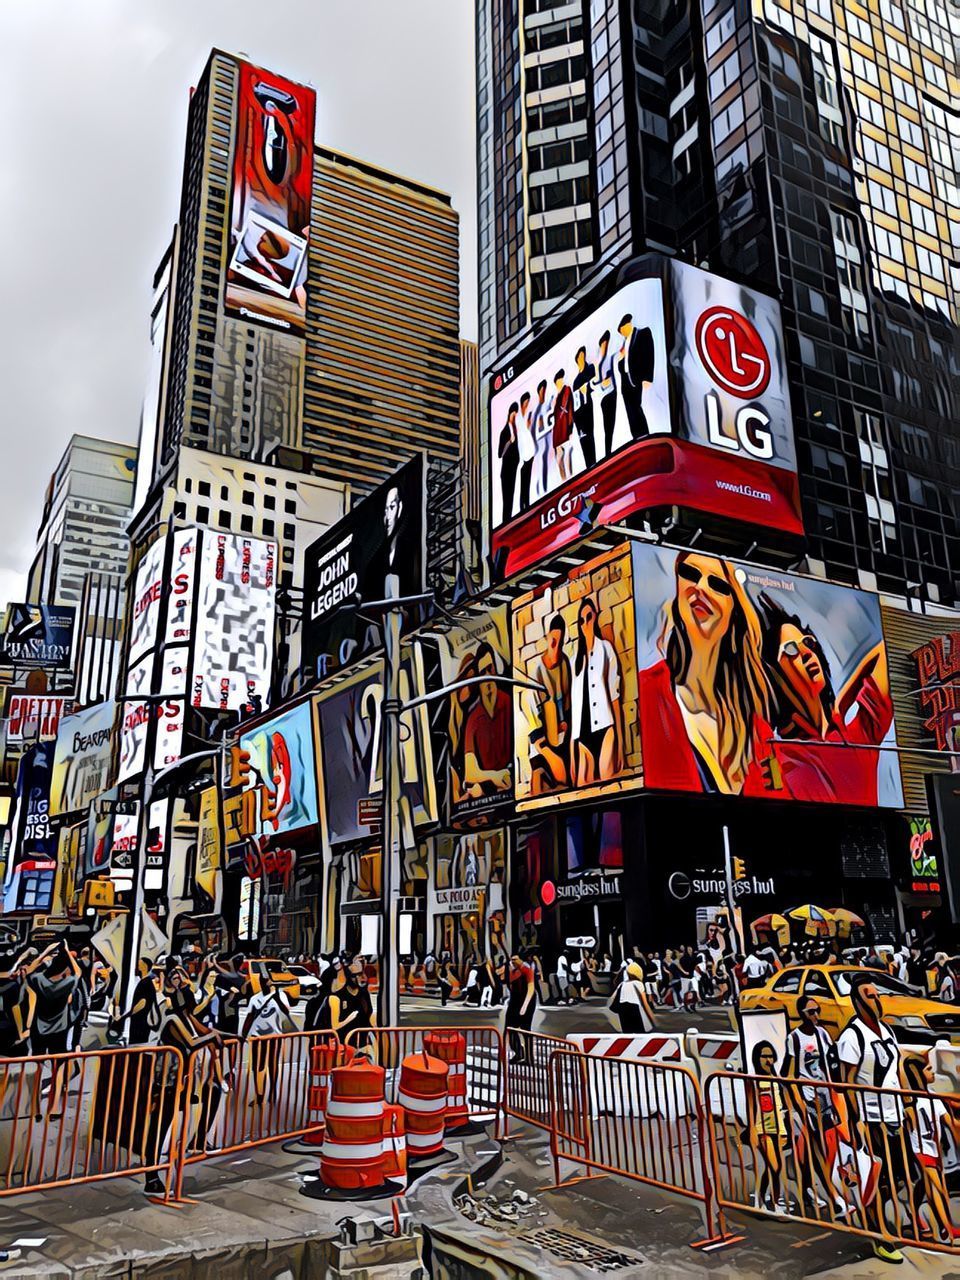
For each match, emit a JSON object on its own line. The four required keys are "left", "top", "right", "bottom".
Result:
{"left": 732, "top": 857, "right": 747, "bottom": 882}
{"left": 759, "top": 753, "right": 784, "bottom": 792}
{"left": 226, "top": 745, "right": 252, "bottom": 789}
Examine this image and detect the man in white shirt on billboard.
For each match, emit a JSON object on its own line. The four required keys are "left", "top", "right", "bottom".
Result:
{"left": 516, "top": 391, "right": 536, "bottom": 512}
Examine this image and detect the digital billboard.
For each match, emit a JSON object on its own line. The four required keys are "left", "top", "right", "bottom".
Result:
{"left": 489, "top": 261, "right": 802, "bottom": 580}
{"left": 239, "top": 700, "right": 319, "bottom": 839}
{"left": 436, "top": 607, "right": 512, "bottom": 820}
{"left": 317, "top": 646, "right": 437, "bottom": 845}
{"left": 192, "top": 532, "right": 276, "bottom": 712}
{"left": 631, "top": 543, "right": 903, "bottom": 806}
{"left": 0, "top": 603, "right": 75, "bottom": 669}
{"left": 127, "top": 540, "right": 165, "bottom": 668}
{"left": 512, "top": 546, "right": 642, "bottom": 810}
{"left": 50, "top": 700, "right": 115, "bottom": 817}
{"left": 225, "top": 62, "right": 316, "bottom": 335}
{"left": 302, "top": 456, "right": 426, "bottom": 678}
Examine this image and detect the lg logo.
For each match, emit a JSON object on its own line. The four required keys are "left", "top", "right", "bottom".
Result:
{"left": 696, "top": 307, "right": 771, "bottom": 399}
{"left": 696, "top": 306, "right": 774, "bottom": 460}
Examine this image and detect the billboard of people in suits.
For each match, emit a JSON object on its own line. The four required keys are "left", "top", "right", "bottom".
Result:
{"left": 512, "top": 547, "right": 642, "bottom": 808}
{"left": 632, "top": 543, "right": 903, "bottom": 806}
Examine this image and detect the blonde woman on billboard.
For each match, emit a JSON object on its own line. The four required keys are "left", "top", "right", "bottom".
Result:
{"left": 570, "top": 596, "right": 623, "bottom": 786}
{"left": 638, "top": 552, "right": 772, "bottom": 795}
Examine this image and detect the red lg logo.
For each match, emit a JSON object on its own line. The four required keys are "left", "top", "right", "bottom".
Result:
{"left": 695, "top": 307, "right": 770, "bottom": 399}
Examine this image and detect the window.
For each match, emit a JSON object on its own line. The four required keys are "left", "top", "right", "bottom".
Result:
{"left": 240, "top": 514, "right": 253, "bottom": 533}
{"left": 709, "top": 50, "right": 740, "bottom": 98}
{"left": 904, "top": 157, "right": 932, "bottom": 191}
{"left": 196, "top": 505, "right": 209, "bottom": 524}
{"left": 859, "top": 133, "right": 890, "bottom": 170}
{"left": 847, "top": 11, "right": 873, "bottom": 44}
{"left": 773, "top": 971, "right": 803, "bottom": 994}
{"left": 802, "top": 972, "right": 833, "bottom": 997}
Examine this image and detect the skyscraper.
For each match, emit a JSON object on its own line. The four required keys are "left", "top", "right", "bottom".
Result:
{"left": 476, "top": 0, "right": 959, "bottom": 601}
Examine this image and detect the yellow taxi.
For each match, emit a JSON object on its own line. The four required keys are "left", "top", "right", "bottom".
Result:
{"left": 243, "top": 958, "right": 303, "bottom": 1001}
{"left": 739, "top": 964, "right": 960, "bottom": 1044}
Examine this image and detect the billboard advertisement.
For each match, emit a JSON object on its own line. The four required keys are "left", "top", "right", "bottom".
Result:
{"left": 50, "top": 700, "right": 115, "bottom": 817}
{"left": 0, "top": 603, "right": 75, "bottom": 669}
{"left": 127, "top": 540, "right": 165, "bottom": 669}
{"left": 318, "top": 646, "right": 437, "bottom": 845}
{"left": 489, "top": 262, "right": 801, "bottom": 580}
{"left": 165, "top": 527, "right": 198, "bottom": 646}
{"left": 225, "top": 62, "right": 316, "bottom": 335}
{"left": 192, "top": 532, "right": 276, "bottom": 712}
{"left": 436, "top": 607, "right": 513, "bottom": 819}
{"left": 630, "top": 543, "right": 903, "bottom": 806}
{"left": 5, "top": 693, "right": 68, "bottom": 743}
{"left": 239, "top": 700, "right": 319, "bottom": 839}
{"left": 302, "top": 456, "right": 426, "bottom": 678}
{"left": 512, "top": 546, "right": 642, "bottom": 810}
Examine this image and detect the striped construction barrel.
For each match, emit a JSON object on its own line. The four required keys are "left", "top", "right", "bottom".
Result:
{"left": 397, "top": 1052, "right": 448, "bottom": 1158}
{"left": 381, "top": 1103, "right": 407, "bottom": 1185}
{"left": 319, "top": 1060, "right": 386, "bottom": 1190}
{"left": 424, "top": 1030, "right": 469, "bottom": 1131}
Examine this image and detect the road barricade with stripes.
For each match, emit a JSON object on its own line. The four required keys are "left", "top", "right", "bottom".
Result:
{"left": 548, "top": 1048, "right": 732, "bottom": 1246}
{"left": 345, "top": 1026, "right": 503, "bottom": 1133}
{"left": 706, "top": 1069, "right": 960, "bottom": 1255}
{"left": 0, "top": 1045, "right": 183, "bottom": 1200}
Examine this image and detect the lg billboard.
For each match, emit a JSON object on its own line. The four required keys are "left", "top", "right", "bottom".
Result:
{"left": 489, "top": 259, "right": 801, "bottom": 580}
{"left": 225, "top": 62, "right": 316, "bottom": 335}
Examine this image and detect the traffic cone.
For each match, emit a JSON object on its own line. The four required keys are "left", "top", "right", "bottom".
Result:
{"left": 398, "top": 1051, "right": 448, "bottom": 1161}
{"left": 424, "top": 1030, "right": 469, "bottom": 1131}
{"left": 319, "top": 1060, "right": 387, "bottom": 1190}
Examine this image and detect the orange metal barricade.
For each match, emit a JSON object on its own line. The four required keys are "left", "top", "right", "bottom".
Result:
{"left": 548, "top": 1048, "right": 731, "bottom": 1246}
{"left": 0, "top": 1045, "right": 183, "bottom": 1200}
{"left": 172, "top": 1029, "right": 338, "bottom": 1199}
{"left": 503, "top": 1029, "right": 568, "bottom": 1132}
{"left": 706, "top": 1069, "right": 960, "bottom": 1255}
{"left": 345, "top": 1025, "right": 503, "bottom": 1133}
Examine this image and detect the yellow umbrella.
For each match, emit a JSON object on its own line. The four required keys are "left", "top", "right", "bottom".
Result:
{"left": 750, "top": 913, "right": 791, "bottom": 948}
{"left": 787, "top": 904, "right": 837, "bottom": 937}
{"left": 829, "top": 908, "right": 866, "bottom": 939}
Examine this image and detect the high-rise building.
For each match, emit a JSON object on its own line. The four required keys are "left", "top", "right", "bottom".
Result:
{"left": 476, "top": 0, "right": 959, "bottom": 601}
{"left": 26, "top": 435, "right": 137, "bottom": 610}
{"left": 138, "top": 49, "right": 461, "bottom": 530}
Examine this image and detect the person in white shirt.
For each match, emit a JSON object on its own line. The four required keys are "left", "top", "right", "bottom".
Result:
{"left": 242, "top": 968, "right": 292, "bottom": 1108}
{"left": 837, "top": 976, "right": 919, "bottom": 1263}
{"left": 741, "top": 950, "right": 771, "bottom": 988}
{"left": 516, "top": 391, "right": 536, "bottom": 511}
{"left": 571, "top": 596, "right": 622, "bottom": 786}
{"left": 902, "top": 1054, "right": 960, "bottom": 1243}
{"left": 530, "top": 379, "right": 552, "bottom": 500}
{"left": 555, "top": 953, "right": 571, "bottom": 1005}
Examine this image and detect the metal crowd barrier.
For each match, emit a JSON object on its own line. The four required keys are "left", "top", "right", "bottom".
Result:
{"left": 0, "top": 1046, "right": 183, "bottom": 1200}
{"left": 706, "top": 1070, "right": 960, "bottom": 1254}
{"left": 172, "top": 1029, "right": 337, "bottom": 1198}
{"left": 503, "top": 1029, "right": 568, "bottom": 1132}
{"left": 346, "top": 1025, "right": 504, "bottom": 1134}
{"left": 548, "top": 1048, "right": 731, "bottom": 1246}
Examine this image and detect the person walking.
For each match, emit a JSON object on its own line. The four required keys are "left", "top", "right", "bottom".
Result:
{"left": 119, "top": 958, "right": 162, "bottom": 1046}
{"left": 304, "top": 965, "right": 338, "bottom": 1032}
{"left": 0, "top": 950, "right": 33, "bottom": 1058}
{"left": 23, "top": 943, "right": 81, "bottom": 1117}
{"left": 242, "top": 966, "right": 293, "bottom": 1110}
{"left": 781, "top": 992, "right": 845, "bottom": 1216}
{"left": 611, "top": 961, "right": 648, "bottom": 1032}
{"left": 330, "top": 959, "right": 375, "bottom": 1048}
{"left": 902, "top": 1054, "right": 960, "bottom": 1243}
{"left": 504, "top": 952, "right": 538, "bottom": 1064}
{"left": 437, "top": 953, "right": 454, "bottom": 1007}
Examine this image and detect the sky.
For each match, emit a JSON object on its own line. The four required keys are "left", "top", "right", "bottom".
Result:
{"left": 0, "top": 0, "right": 477, "bottom": 610}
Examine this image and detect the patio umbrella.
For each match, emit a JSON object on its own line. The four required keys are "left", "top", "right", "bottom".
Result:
{"left": 787, "top": 904, "right": 837, "bottom": 937}
{"left": 750, "top": 913, "right": 790, "bottom": 948}
{"left": 829, "top": 908, "right": 866, "bottom": 939}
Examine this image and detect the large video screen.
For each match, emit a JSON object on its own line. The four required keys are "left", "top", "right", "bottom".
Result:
{"left": 489, "top": 262, "right": 802, "bottom": 580}
{"left": 225, "top": 62, "right": 316, "bottom": 335}
{"left": 631, "top": 543, "right": 903, "bottom": 806}
{"left": 239, "top": 700, "right": 319, "bottom": 839}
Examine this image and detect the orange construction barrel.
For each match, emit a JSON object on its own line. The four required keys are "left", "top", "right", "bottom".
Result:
{"left": 319, "top": 1060, "right": 386, "bottom": 1190}
{"left": 424, "top": 1030, "right": 469, "bottom": 1131}
{"left": 381, "top": 1103, "right": 407, "bottom": 1185}
{"left": 397, "top": 1051, "right": 448, "bottom": 1159}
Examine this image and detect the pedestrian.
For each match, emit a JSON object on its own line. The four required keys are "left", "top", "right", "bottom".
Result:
{"left": 781, "top": 993, "right": 846, "bottom": 1215}
{"left": 329, "top": 958, "right": 375, "bottom": 1048}
{"left": 837, "top": 975, "right": 919, "bottom": 1264}
{"left": 0, "top": 951, "right": 33, "bottom": 1058}
{"left": 461, "top": 959, "right": 480, "bottom": 1006}
{"left": 902, "top": 1054, "right": 960, "bottom": 1243}
{"left": 304, "top": 964, "right": 337, "bottom": 1032}
{"left": 437, "top": 953, "right": 454, "bottom": 1007}
{"left": 504, "top": 951, "right": 538, "bottom": 1064}
{"left": 939, "top": 962, "right": 957, "bottom": 1004}
{"left": 570, "top": 951, "right": 587, "bottom": 1002}
{"left": 748, "top": 1040, "right": 790, "bottom": 1212}
{"left": 554, "top": 952, "right": 571, "bottom": 1005}
{"left": 23, "top": 943, "right": 81, "bottom": 1116}
{"left": 742, "top": 947, "right": 772, "bottom": 989}
{"left": 241, "top": 965, "right": 293, "bottom": 1109}
{"left": 211, "top": 952, "right": 247, "bottom": 1038}
{"left": 119, "top": 958, "right": 162, "bottom": 1045}
{"left": 610, "top": 961, "right": 648, "bottom": 1032}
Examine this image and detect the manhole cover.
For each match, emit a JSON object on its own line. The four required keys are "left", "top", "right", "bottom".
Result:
{"left": 526, "top": 1228, "right": 640, "bottom": 1273}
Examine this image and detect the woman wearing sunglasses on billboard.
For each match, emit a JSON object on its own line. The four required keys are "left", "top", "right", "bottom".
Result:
{"left": 638, "top": 551, "right": 776, "bottom": 795}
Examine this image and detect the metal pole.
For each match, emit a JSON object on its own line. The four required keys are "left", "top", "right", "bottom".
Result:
{"left": 379, "top": 604, "right": 403, "bottom": 1029}
{"left": 722, "top": 825, "right": 745, "bottom": 964}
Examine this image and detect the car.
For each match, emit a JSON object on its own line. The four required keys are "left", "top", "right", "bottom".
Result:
{"left": 739, "top": 964, "right": 960, "bottom": 1044}
{"left": 285, "top": 965, "right": 322, "bottom": 998}
{"left": 243, "top": 958, "right": 303, "bottom": 1001}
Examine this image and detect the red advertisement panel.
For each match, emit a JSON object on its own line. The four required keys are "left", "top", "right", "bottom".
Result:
{"left": 492, "top": 436, "right": 803, "bottom": 581}
{"left": 226, "top": 63, "right": 316, "bottom": 334}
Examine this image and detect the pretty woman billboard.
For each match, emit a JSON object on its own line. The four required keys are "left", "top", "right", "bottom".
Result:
{"left": 632, "top": 544, "right": 903, "bottom": 806}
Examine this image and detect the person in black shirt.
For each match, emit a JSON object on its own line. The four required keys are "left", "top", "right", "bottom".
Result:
{"left": 331, "top": 959, "right": 375, "bottom": 1048}
{"left": 0, "top": 951, "right": 32, "bottom": 1057}
{"left": 304, "top": 965, "right": 337, "bottom": 1033}
{"left": 572, "top": 346, "right": 597, "bottom": 471}
{"left": 211, "top": 952, "right": 247, "bottom": 1037}
{"left": 121, "top": 959, "right": 161, "bottom": 1045}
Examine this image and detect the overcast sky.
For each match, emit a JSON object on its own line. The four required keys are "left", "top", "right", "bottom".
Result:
{"left": 0, "top": 0, "right": 476, "bottom": 609}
